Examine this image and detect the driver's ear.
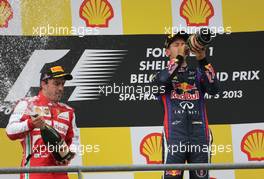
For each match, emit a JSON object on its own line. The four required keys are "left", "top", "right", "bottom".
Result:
{"left": 165, "top": 49, "right": 170, "bottom": 57}
{"left": 40, "top": 80, "right": 48, "bottom": 90}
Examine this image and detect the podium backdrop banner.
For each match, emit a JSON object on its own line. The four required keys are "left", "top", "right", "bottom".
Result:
{"left": 0, "top": 32, "right": 263, "bottom": 128}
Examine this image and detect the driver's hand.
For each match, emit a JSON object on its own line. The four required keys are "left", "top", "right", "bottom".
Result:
{"left": 55, "top": 159, "right": 70, "bottom": 166}
{"left": 31, "top": 115, "right": 46, "bottom": 128}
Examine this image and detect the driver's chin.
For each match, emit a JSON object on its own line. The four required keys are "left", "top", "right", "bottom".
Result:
{"left": 52, "top": 94, "right": 62, "bottom": 102}
{"left": 56, "top": 95, "right": 62, "bottom": 102}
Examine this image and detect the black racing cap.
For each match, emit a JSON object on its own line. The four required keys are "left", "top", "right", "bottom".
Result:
{"left": 40, "top": 65, "right": 73, "bottom": 81}
{"left": 164, "top": 31, "right": 189, "bottom": 48}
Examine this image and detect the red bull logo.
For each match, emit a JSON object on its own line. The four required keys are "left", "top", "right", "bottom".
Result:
{"left": 171, "top": 90, "right": 199, "bottom": 100}
{"left": 174, "top": 82, "right": 197, "bottom": 92}
{"left": 165, "top": 170, "right": 181, "bottom": 176}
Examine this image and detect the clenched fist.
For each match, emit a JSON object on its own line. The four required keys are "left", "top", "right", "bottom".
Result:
{"left": 31, "top": 115, "right": 46, "bottom": 129}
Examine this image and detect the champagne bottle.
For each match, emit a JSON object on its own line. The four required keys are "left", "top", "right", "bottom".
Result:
{"left": 40, "top": 124, "right": 75, "bottom": 162}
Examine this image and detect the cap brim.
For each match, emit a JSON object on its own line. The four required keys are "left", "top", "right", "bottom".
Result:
{"left": 53, "top": 73, "right": 73, "bottom": 80}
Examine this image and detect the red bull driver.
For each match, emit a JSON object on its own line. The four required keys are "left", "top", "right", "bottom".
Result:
{"left": 153, "top": 31, "right": 219, "bottom": 179}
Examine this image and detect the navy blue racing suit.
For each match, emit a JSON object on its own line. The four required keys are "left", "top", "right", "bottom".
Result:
{"left": 153, "top": 57, "right": 219, "bottom": 179}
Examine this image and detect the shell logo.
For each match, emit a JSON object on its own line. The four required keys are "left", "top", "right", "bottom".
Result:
{"left": 79, "top": 0, "right": 114, "bottom": 28}
{"left": 180, "top": 0, "right": 214, "bottom": 26}
{"left": 241, "top": 129, "right": 264, "bottom": 161}
{"left": 140, "top": 133, "right": 162, "bottom": 164}
{"left": 0, "top": 0, "right": 13, "bottom": 28}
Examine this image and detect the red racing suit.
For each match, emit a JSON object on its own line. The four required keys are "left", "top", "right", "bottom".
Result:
{"left": 6, "top": 91, "right": 78, "bottom": 179}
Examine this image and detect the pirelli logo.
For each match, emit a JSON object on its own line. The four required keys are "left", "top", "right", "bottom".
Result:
{"left": 50, "top": 66, "right": 64, "bottom": 73}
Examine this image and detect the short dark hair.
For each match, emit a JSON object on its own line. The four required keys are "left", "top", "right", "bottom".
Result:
{"left": 39, "top": 79, "right": 48, "bottom": 91}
